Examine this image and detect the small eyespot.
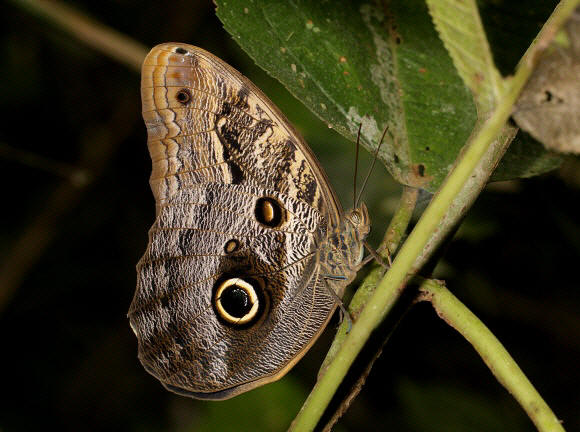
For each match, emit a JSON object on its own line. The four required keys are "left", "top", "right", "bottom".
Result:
{"left": 255, "top": 197, "right": 284, "bottom": 228}
{"left": 224, "top": 239, "right": 240, "bottom": 254}
{"left": 176, "top": 88, "right": 191, "bottom": 105}
{"left": 175, "top": 47, "right": 188, "bottom": 55}
{"left": 418, "top": 164, "right": 425, "bottom": 177}
{"left": 213, "top": 277, "right": 266, "bottom": 326}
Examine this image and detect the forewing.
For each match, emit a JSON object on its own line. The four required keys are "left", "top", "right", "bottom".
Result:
{"left": 140, "top": 43, "right": 341, "bottom": 223}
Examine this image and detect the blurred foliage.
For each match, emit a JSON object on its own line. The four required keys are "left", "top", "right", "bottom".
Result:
{"left": 0, "top": 1, "right": 579, "bottom": 431}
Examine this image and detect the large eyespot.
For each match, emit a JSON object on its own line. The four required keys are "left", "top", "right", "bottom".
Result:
{"left": 213, "top": 277, "right": 266, "bottom": 326}
{"left": 255, "top": 197, "right": 284, "bottom": 228}
{"left": 176, "top": 88, "right": 191, "bottom": 105}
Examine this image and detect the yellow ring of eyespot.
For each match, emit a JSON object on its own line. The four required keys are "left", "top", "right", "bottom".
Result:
{"left": 214, "top": 278, "right": 260, "bottom": 325}
{"left": 255, "top": 197, "right": 284, "bottom": 228}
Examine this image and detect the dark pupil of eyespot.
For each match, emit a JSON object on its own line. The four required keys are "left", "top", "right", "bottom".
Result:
{"left": 177, "top": 91, "right": 188, "bottom": 102}
{"left": 221, "top": 286, "right": 252, "bottom": 318}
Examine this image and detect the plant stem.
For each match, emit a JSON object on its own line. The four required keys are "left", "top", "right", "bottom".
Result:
{"left": 319, "top": 185, "right": 419, "bottom": 373}
{"left": 290, "top": 2, "right": 579, "bottom": 430}
{"left": 379, "top": 186, "right": 419, "bottom": 260}
{"left": 291, "top": 61, "right": 519, "bottom": 432}
{"left": 418, "top": 280, "right": 565, "bottom": 432}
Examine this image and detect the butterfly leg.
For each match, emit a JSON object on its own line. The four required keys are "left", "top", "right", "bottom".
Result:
{"left": 321, "top": 274, "right": 353, "bottom": 333}
{"left": 361, "top": 241, "right": 391, "bottom": 270}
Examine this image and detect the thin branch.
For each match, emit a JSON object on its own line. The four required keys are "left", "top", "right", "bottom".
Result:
{"left": 320, "top": 185, "right": 419, "bottom": 373}
{"left": 418, "top": 280, "right": 565, "bottom": 432}
{"left": 0, "top": 92, "right": 140, "bottom": 313}
{"left": 8, "top": 0, "right": 148, "bottom": 72}
{"left": 378, "top": 185, "right": 419, "bottom": 261}
{"left": 0, "top": 142, "right": 90, "bottom": 186}
{"left": 290, "top": 2, "right": 579, "bottom": 430}
{"left": 0, "top": 0, "right": 147, "bottom": 311}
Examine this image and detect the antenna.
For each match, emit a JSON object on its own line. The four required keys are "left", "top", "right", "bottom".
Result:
{"left": 353, "top": 123, "right": 362, "bottom": 209}
{"left": 355, "top": 125, "right": 389, "bottom": 208}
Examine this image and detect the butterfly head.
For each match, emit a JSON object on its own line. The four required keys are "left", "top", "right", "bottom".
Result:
{"left": 345, "top": 203, "right": 371, "bottom": 241}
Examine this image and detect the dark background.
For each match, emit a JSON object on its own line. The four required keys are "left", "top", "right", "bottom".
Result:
{"left": 1, "top": 1, "right": 579, "bottom": 431}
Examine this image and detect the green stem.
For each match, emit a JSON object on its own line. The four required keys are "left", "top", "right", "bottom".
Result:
{"left": 290, "top": 2, "right": 578, "bottom": 430}
{"left": 319, "top": 186, "right": 419, "bottom": 373}
{"left": 378, "top": 186, "right": 419, "bottom": 260}
{"left": 418, "top": 280, "right": 565, "bottom": 432}
{"left": 291, "top": 69, "right": 516, "bottom": 432}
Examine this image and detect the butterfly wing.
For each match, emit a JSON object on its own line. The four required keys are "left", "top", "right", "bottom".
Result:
{"left": 140, "top": 43, "right": 341, "bottom": 222}
{"left": 129, "top": 43, "right": 343, "bottom": 399}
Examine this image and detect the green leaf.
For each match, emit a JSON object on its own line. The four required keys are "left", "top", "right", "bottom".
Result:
{"left": 491, "top": 130, "right": 563, "bottom": 181}
{"left": 216, "top": 0, "right": 477, "bottom": 192}
{"left": 426, "top": 0, "right": 563, "bottom": 180}
{"left": 481, "top": 0, "right": 565, "bottom": 179}
{"left": 426, "top": 0, "right": 504, "bottom": 114}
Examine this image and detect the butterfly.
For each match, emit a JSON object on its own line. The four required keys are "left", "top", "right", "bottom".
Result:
{"left": 128, "top": 43, "right": 370, "bottom": 399}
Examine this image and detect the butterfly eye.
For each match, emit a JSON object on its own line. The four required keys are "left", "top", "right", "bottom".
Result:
{"left": 174, "top": 47, "right": 188, "bottom": 55}
{"left": 350, "top": 210, "right": 361, "bottom": 225}
{"left": 255, "top": 197, "right": 284, "bottom": 228}
{"left": 213, "top": 277, "right": 266, "bottom": 326}
{"left": 176, "top": 88, "right": 191, "bottom": 105}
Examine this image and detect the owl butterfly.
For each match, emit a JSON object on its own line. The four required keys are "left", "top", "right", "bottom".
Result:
{"left": 128, "top": 43, "right": 370, "bottom": 400}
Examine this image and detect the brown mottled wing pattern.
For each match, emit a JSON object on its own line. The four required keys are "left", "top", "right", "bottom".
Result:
{"left": 129, "top": 43, "right": 343, "bottom": 399}
{"left": 140, "top": 43, "right": 340, "bottom": 222}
